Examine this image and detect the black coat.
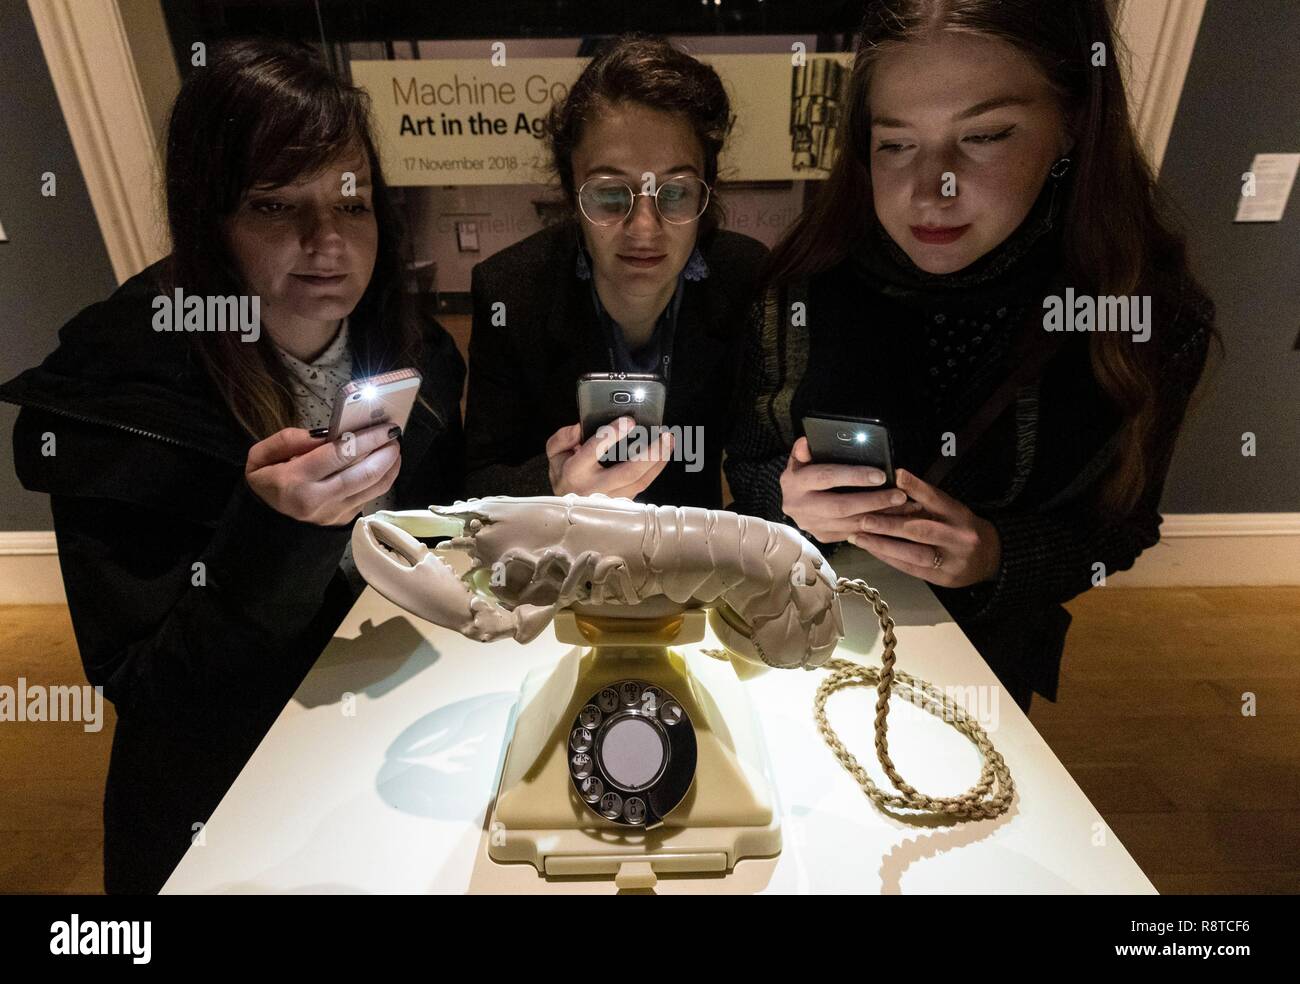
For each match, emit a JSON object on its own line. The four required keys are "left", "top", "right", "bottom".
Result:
{"left": 0, "top": 259, "right": 465, "bottom": 893}
{"left": 464, "top": 220, "right": 767, "bottom": 508}
{"left": 725, "top": 261, "right": 1215, "bottom": 707}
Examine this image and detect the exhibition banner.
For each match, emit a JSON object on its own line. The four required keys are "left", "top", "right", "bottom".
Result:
{"left": 350, "top": 53, "right": 854, "bottom": 186}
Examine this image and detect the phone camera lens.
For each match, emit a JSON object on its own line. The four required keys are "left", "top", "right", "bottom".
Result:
{"left": 612, "top": 391, "right": 631, "bottom": 404}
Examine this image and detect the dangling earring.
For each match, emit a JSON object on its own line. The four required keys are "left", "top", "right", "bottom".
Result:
{"left": 1044, "top": 156, "right": 1073, "bottom": 226}
{"left": 574, "top": 226, "right": 592, "bottom": 281}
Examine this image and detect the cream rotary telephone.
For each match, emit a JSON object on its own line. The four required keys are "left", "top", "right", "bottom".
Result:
{"left": 351, "top": 494, "right": 1013, "bottom": 877}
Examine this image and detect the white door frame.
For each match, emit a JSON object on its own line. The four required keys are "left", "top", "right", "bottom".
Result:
{"left": 27, "top": 0, "right": 168, "bottom": 284}
{"left": 1114, "top": 0, "right": 1209, "bottom": 171}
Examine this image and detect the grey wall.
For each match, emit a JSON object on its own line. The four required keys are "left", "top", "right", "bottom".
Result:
{"left": 1157, "top": 0, "right": 1300, "bottom": 512}
{"left": 0, "top": 0, "right": 118, "bottom": 530}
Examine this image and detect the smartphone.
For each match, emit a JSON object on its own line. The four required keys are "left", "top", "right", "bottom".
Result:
{"left": 326, "top": 368, "right": 422, "bottom": 442}
{"left": 801, "top": 412, "right": 896, "bottom": 491}
{"left": 577, "top": 372, "right": 667, "bottom": 468}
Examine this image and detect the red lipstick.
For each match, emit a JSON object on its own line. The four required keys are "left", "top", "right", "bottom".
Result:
{"left": 910, "top": 224, "right": 971, "bottom": 245}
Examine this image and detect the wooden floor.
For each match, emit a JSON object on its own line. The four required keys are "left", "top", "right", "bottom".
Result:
{"left": 1030, "top": 586, "right": 1300, "bottom": 893}
{"left": 1, "top": 586, "right": 1297, "bottom": 894}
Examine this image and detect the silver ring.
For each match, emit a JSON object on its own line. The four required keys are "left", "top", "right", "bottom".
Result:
{"left": 932, "top": 548, "right": 944, "bottom": 570}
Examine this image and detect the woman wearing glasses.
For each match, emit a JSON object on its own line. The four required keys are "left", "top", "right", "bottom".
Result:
{"left": 464, "top": 35, "right": 767, "bottom": 508}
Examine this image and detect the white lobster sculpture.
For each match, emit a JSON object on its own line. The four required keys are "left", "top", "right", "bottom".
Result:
{"left": 350, "top": 493, "right": 844, "bottom": 669}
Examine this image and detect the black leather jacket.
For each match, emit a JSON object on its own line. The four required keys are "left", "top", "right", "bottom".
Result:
{"left": 0, "top": 259, "right": 465, "bottom": 893}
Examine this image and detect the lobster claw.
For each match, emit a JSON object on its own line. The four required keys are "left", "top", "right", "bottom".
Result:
{"left": 352, "top": 511, "right": 557, "bottom": 644}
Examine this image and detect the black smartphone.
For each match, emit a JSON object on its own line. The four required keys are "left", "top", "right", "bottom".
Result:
{"left": 801, "top": 412, "right": 896, "bottom": 491}
{"left": 577, "top": 372, "right": 667, "bottom": 468}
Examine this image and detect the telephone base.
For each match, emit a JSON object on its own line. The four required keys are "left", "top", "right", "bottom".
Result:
{"left": 486, "top": 612, "right": 782, "bottom": 879}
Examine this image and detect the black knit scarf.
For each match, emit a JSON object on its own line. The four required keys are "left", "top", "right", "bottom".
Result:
{"left": 841, "top": 170, "right": 1072, "bottom": 469}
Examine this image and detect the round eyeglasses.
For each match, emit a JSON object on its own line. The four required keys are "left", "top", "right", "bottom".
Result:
{"left": 577, "top": 175, "right": 711, "bottom": 226}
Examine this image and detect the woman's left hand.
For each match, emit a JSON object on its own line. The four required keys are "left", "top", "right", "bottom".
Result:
{"left": 848, "top": 468, "right": 1002, "bottom": 589}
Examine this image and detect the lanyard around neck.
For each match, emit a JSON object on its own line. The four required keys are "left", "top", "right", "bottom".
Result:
{"left": 588, "top": 274, "right": 683, "bottom": 386}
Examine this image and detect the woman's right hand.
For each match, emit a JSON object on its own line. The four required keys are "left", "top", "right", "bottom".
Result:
{"left": 547, "top": 416, "right": 673, "bottom": 500}
{"left": 780, "top": 436, "right": 916, "bottom": 543}
{"left": 245, "top": 422, "right": 402, "bottom": 526}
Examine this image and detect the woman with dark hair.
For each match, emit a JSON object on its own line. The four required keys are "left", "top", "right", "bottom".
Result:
{"left": 0, "top": 39, "right": 465, "bottom": 892}
{"left": 726, "top": 0, "right": 1220, "bottom": 711}
{"left": 464, "top": 34, "right": 768, "bottom": 508}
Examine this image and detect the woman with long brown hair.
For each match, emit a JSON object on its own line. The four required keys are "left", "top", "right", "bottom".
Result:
{"left": 0, "top": 39, "right": 465, "bottom": 892}
{"left": 726, "top": 0, "right": 1219, "bottom": 711}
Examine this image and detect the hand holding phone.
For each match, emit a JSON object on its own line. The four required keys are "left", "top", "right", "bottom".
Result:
{"left": 781, "top": 412, "right": 920, "bottom": 544}
{"left": 327, "top": 368, "right": 421, "bottom": 443}
{"left": 801, "top": 413, "right": 896, "bottom": 489}
{"left": 547, "top": 416, "right": 673, "bottom": 500}
{"left": 780, "top": 438, "right": 912, "bottom": 543}
{"left": 246, "top": 421, "right": 402, "bottom": 526}
{"left": 577, "top": 373, "right": 666, "bottom": 439}
{"left": 577, "top": 372, "right": 667, "bottom": 469}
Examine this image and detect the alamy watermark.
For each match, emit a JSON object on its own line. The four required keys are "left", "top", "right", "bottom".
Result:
{"left": 596, "top": 424, "right": 704, "bottom": 473}
{"left": 0, "top": 677, "right": 103, "bottom": 733}
{"left": 152, "top": 288, "right": 261, "bottom": 342}
{"left": 50, "top": 914, "right": 150, "bottom": 964}
{"left": 900, "top": 682, "right": 1000, "bottom": 732}
{"left": 1042, "top": 288, "right": 1151, "bottom": 342}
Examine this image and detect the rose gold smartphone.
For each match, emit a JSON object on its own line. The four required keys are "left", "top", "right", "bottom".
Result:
{"left": 326, "top": 368, "right": 422, "bottom": 442}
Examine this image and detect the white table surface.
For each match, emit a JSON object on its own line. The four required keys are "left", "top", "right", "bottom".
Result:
{"left": 162, "top": 546, "right": 1156, "bottom": 894}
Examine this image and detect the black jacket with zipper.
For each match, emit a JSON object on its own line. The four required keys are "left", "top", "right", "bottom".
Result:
{"left": 0, "top": 259, "right": 465, "bottom": 894}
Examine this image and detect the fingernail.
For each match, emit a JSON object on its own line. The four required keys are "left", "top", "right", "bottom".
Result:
{"left": 309, "top": 426, "right": 330, "bottom": 439}
{"left": 388, "top": 425, "right": 402, "bottom": 440}
{"left": 891, "top": 491, "right": 906, "bottom": 505}
{"left": 867, "top": 469, "right": 885, "bottom": 485}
